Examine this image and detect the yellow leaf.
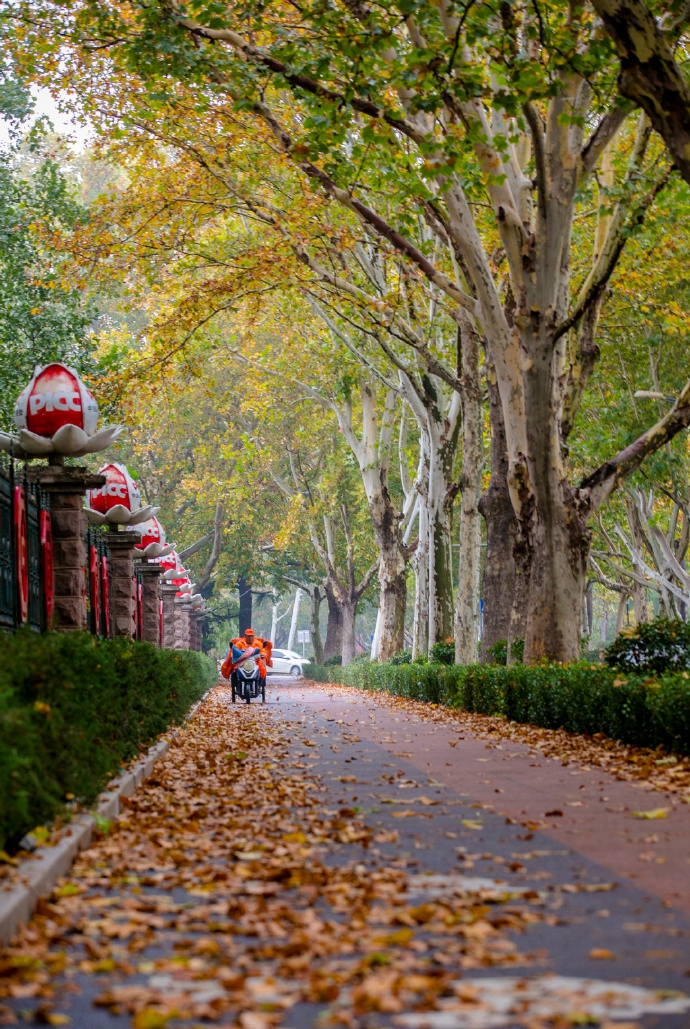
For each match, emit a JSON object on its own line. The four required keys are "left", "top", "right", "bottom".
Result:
{"left": 589, "top": 948, "right": 615, "bottom": 960}
{"left": 0, "top": 850, "right": 19, "bottom": 866}
{"left": 55, "top": 883, "right": 82, "bottom": 897}
{"left": 47, "top": 1016, "right": 71, "bottom": 1025}
{"left": 132, "top": 1009, "right": 170, "bottom": 1029}
{"left": 632, "top": 808, "right": 669, "bottom": 819}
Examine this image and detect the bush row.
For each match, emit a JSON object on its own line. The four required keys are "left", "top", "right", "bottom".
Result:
{"left": 304, "top": 661, "right": 690, "bottom": 757}
{"left": 0, "top": 631, "right": 218, "bottom": 850}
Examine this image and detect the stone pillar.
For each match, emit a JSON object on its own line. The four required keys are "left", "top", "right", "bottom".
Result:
{"left": 107, "top": 530, "right": 141, "bottom": 637}
{"left": 190, "top": 612, "right": 203, "bottom": 651}
{"left": 160, "top": 583, "right": 177, "bottom": 649}
{"left": 174, "top": 595, "right": 191, "bottom": 650}
{"left": 137, "top": 561, "right": 163, "bottom": 646}
{"left": 30, "top": 465, "right": 105, "bottom": 631}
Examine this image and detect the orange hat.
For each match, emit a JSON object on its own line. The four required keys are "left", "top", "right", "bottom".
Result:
{"left": 244, "top": 628, "right": 255, "bottom": 637}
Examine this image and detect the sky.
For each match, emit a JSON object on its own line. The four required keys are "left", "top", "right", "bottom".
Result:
{"left": 0, "top": 87, "right": 91, "bottom": 150}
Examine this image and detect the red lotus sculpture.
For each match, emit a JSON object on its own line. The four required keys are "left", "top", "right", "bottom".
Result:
{"left": 2, "top": 363, "right": 121, "bottom": 458}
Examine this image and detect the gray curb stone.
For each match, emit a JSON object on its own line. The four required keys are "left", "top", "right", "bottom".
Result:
{"left": 0, "top": 686, "right": 215, "bottom": 945}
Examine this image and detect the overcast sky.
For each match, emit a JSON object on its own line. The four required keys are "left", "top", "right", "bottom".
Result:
{"left": 1, "top": 87, "right": 91, "bottom": 150}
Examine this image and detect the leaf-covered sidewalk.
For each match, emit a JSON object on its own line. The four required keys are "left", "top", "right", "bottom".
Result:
{"left": 2, "top": 682, "right": 690, "bottom": 1028}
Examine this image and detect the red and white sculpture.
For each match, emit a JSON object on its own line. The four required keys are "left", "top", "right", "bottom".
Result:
{"left": 85, "top": 462, "right": 158, "bottom": 527}
{"left": 1, "top": 363, "right": 122, "bottom": 458}
{"left": 130, "top": 516, "right": 175, "bottom": 559}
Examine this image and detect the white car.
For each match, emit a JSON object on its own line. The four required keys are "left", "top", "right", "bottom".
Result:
{"left": 269, "top": 649, "right": 308, "bottom": 676}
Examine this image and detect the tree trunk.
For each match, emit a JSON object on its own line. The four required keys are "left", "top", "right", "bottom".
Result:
{"left": 523, "top": 496, "right": 589, "bottom": 663}
{"left": 455, "top": 315, "right": 483, "bottom": 665}
{"left": 270, "top": 593, "right": 278, "bottom": 644}
{"left": 377, "top": 561, "right": 407, "bottom": 662}
{"left": 371, "top": 606, "right": 381, "bottom": 660}
{"left": 360, "top": 469, "right": 408, "bottom": 661}
{"left": 616, "top": 592, "right": 629, "bottom": 633}
{"left": 288, "top": 587, "right": 301, "bottom": 650}
{"left": 341, "top": 600, "right": 357, "bottom": 666}
{"left": 238, "top": 575, "right": 252, "bottom": 635}
{"left": 425, "top": 391, "right": 461, "bottom": 647}
{"left": 428, "top": 485, "right": 455, "bottom": 645}
{"left": 310, "top": 586, "right": 324, "bottom": 665}
{"left": 323, "top": 581, "right": 343, "bottom": 660}
{"left": 478, "top": 370, "right": 526, "bottom": 660}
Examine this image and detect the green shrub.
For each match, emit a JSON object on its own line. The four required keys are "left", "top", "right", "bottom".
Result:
{"left": 324, "top": 654, "right": 343, "bottom": 666}
{"left": 389, "top": 650, "right": 412, "bottom": 665}
{"left": 325, "top": 659, "right": 690, "bottom": 758}
{"left": 605, "top": 617, "right": 690, "bottom": 673}
{"left": 430, "top": 639, "right": 455, "bottom": 665}
{"left": 488, "top": 638, "right": 524, "bottom": 665}
{"left": 0, "top": 632, "right": 217, "bottom": 851}
{"left": 302, "top": 663, "right": 344, "bottom": 683}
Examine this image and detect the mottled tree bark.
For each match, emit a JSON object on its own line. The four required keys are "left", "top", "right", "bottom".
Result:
{"left": 478, "top": 370, "right": 526, "bottom": 661}
{"left": 455, "top": 314, "right": 483, "bottom": 665}
{"left": 310, "top": 585, "right": 325, "bottom": 665}
{"left": 323, "top": 581, "right": 343, "bottom": 661}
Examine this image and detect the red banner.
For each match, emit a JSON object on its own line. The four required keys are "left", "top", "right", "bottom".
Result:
{"left": 89, "top": 545, "right": 101, "bottom": 633}
{"left": 102, "top": 555, "right": 111, "bottom": 637}
{"left": 14, "top": 486, "right": 29, "bottom": 625}
{"left": 40, "top": 510, "right": 54, "bottom": 628}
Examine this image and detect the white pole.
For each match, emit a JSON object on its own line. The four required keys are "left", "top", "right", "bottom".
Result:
{"left": 288, "top": 588, "right": 302, "bottom": 651}
{"left": 270, "top": 590, "right": 278, "bottom": 644}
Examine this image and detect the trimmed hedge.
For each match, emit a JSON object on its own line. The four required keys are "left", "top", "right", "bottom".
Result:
{"left": 304, "top": 661, "right": 690, "bottom": 757}
{"left": 0, "top": 631, "right": 217, "bottom": 850}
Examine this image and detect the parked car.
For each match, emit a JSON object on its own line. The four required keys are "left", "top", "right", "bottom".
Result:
{"left": 269, "top": 649, "right": 308, "bottom": 676}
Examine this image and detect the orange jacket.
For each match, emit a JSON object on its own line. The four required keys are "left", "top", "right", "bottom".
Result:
{"left": 221, "top": 636, "right": 272, "bottom": 679}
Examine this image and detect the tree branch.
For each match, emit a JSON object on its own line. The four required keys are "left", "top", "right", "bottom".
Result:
{"left": 197, "top": 502, "right": 225, "bottom": 588}
{"left": 590, "top": 0, "right": 690, "bottom": 188}
{"left": 581, "top": 378, "right": 690, "bottom": 508}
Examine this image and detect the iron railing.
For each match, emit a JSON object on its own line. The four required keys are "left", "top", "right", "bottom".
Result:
{"left": 85, "top": 525, "right": 112, "bottom": 638}
{"left": 0, "top": 458, "right": 51, "bottom": 632}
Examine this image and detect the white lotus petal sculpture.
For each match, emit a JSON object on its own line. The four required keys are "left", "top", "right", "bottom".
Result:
{"left": 86, "top": 503, "right": 159, "bottom": 527}
{"left": 0, "top": 431, "right": 29, "bottom": 459}
{"left": 7, "top": 363, "right": 122, "bottom": 458}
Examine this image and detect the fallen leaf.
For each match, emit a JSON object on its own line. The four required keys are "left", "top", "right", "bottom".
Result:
{"left": 132, "top": 1010, "right": 170, "bottom": 1029}
{"left": 632, "top": 808, "right": 669, "bottom": 819}
{"left": 589, "top": 948, "right": 615, "bottom": 960}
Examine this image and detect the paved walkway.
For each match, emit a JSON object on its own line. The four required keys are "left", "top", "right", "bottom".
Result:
{"left": 2, "top": 678, "right": 690, "bottom": 1029}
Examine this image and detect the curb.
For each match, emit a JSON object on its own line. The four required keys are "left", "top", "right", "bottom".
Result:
{"left": 0, "top": 684, "right": 217, "bottom": 946}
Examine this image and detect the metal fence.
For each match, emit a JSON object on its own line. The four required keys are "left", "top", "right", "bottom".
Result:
{"left": 0, "top": 458, "right": 51, "bottom": 632}
{"left": 85, "top": 525, "right": 112, "bottom": 637}
{"left": 134, "top": 564, "right": 144, "bottom": 640}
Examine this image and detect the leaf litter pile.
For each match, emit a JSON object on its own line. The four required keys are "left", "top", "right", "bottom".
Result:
{"left": 1, "top": 686, "right": 689, "bottom": 1029}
